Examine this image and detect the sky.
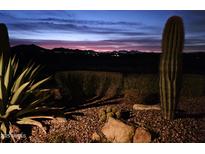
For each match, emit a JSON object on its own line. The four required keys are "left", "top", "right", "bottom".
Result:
{"left": 0, "top": 10, "right": 205, "bottom": 52}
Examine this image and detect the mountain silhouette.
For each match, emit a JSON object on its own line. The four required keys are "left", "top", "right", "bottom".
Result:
{"left": 11, "top": 44, "right": 205, "bottom": 74}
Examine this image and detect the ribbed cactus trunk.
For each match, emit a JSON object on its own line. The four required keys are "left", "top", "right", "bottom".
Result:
{"left": 159, "top": 16, "right": 184, "bottom": 120}
{"left": 0, "top": 23, "right": 10, "bottom": 64}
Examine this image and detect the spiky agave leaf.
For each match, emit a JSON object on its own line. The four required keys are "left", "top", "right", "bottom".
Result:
{"left": 4, "top": 59, "right": 11, "bottom": 89}
{"left": 29, "top": 77, "right": 50, "bottom": 91}
{"left": 16, "top": 117, "right": 46, "bottom": 134}
{"left": 11, "top": 62, "right": 39, "bottom": 93}
{"left": 10, "top": 55, "right": 16, "bottom": 66}
{"left": 0, "top": 122, "right": 7, "bottom": 135}
{"left": 17, "top": 106, "right": 61, "bottom": 117}
{"left": 10, "top": 56, "right": 18, "bottom": 80}
{"left": 34, "top": 89, "right": 51, "bottom": 97}
{"left": 12, "top": 68, "right": 30, "bottom": 93}
{"left": 10, "top": 82, "right": 30, "bottom": 105}
{"left": 12, "top": 59, "right": 19, "bottom": 77}
{"left": 18, "top": 88, "right": 52, "bottom": 109}
{"left": 2, "top": 105, "right": 21, "bottom": 118}
{"left": 22, "top": 62, "right": 41, "bottom": 82}
{"left": 25, "top": 63, "right": 36, "bottom": 78}
{"left": 31, "top": 106, "right": 63, "bottom": 113}
{"left": 28, "top": 65, "right": 41, "bottom": 80}
{"left": 23, "top": 116, "right": 54, "bottom": 120}
{"left": 4, "top": 58, "right": 16, "bottom": 88}
{"left": 15, "top": 94, "right": 50, "bottom": 117}
{"left": 22, "top": 63, "right": 34, "bottom": 79}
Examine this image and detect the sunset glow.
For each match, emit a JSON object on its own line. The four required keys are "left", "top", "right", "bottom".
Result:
{"left": 0, "top": 10, "right": 205, "bottom": 52}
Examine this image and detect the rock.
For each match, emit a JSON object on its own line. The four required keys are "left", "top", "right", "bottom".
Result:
{"left": 133, "top": 104, "right": 160, "bottom": 111}
{"left": 91, "top": 132, "right": 101, "bottom": 141}
{"left": 133, "top": 127, "right": 152, "bottom": 143}
{"left": 101, "top": 117, "right": 135, "bottom": 143}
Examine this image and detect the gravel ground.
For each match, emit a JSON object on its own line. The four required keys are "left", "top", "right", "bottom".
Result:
{"left": 24, "top": 97, "right": 205, "bottom": 143}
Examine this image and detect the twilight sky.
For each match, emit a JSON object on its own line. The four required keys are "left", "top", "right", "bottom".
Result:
{"left": 0, "top": 10, "right": 205, "bottom": 52}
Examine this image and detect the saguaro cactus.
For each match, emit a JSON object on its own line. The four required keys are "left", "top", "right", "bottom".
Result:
{"left": 0, "top": 23, "right": 10, "bottom": 63}
{"left": 159, "top": 16, "right": 184, "bottom": 120}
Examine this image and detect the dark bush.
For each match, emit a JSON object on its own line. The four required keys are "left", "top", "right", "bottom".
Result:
{"left": 142, "top": 93, "right": 160, "bottom": 105}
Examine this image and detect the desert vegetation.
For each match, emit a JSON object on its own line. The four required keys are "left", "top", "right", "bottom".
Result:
{"left": 55, "top": 71, "right": 205, "bottom": 102}
{"left": 159, "top": 16, "right": 184, "bottom": 120}
{"left": 0, "top": 24, "right": 61, "bottom": 142}
{"left": 0, "top": 16, "right": 204, "bottom": 143}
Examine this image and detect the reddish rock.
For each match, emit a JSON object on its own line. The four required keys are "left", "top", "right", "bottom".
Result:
{"left": 133, "top": 127, "right": 152, "bottom": 143}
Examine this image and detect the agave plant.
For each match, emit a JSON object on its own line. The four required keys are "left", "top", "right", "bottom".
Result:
{"left": 0, "top": 54, "right": 55, "bottom": 142}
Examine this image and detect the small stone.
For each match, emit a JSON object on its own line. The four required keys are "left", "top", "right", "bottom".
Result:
{"left": 54, "top": 117, "right": 67, "bottom": 123}
{"left": 133, "top": 127, "right": 152, "bottom": 143}
{"left": 133, "top": 104, "right": 160, "bottom": 111}
{"left": 91, "top": 132, "right": 101, "bottom": 141}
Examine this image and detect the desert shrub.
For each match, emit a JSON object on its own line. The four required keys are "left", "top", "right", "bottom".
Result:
{"left": 55, "top": 71, "right": 84, "bottom": 101}
{"left": 55, "top": 71, "right": 123, "bottom": 101}
{"left": 98, "top": 106, "right": 121, "bottom": 122}
{"left": 100, "top": 72, "right": 123, "bottom": 100}
{"left": 123, "top": 74, "right": 158, "bottom": 95}
{"left": 95, "top": 72, "right": 111, "bottom": 98}
{"left": 123, "top": 74, "right": 158, "bottom": 103}
{"left": 123, "top": 73, "right": 205, "bottom": 102}
{"left": 82, "top": 72, "right": 98, "bottom": 98}
{"left": 181, "top": 74, "right": 205, "bottom": 98}
{"left": 55, "top": 71, "right": 205, "bottom": 104}
{"left": 124, "top": 90, "right": 159, "bottom": 105}
{"left": 124, "top": 89, "right": 142, "bottom": 103}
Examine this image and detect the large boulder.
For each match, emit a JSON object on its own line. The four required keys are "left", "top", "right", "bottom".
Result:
{"left": 101, "top": 117, "right": 135, "bottom": 143}
{"left": 133, "top": 127, "right": 152, "bottom": 143}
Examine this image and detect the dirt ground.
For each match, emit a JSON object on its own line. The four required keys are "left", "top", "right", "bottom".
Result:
{"left": 18, "top": 96, "right": 204, "bottom": 143}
